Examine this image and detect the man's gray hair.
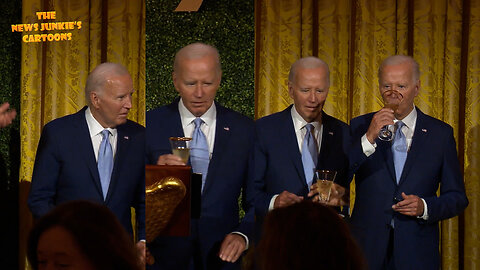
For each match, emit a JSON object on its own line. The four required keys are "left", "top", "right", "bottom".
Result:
{"left": 173, "top": 42, "right": 221, "bottom": 74}
{"left": 288, "top": 56, "right": 330, "bottom": 86}
{"left": 85, "top": 62, "right": 130, "bottom": 105}
{"left": 378, "top": 55, "right": 420, "bottom": 82}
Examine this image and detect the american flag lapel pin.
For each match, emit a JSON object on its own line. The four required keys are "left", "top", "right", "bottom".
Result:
{"left": 328, "top": 131, "right": 334, "bottom": 136}
{"left": 422, "top": 129, "right": 427, "bottom": 133}
{"left": 224, "top": 127, "right": 230, "bottom": 131}
{"left": 124, "top": 136, "right": 129, "bottom": 140}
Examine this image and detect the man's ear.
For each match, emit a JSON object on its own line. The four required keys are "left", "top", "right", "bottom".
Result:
{"left": 172, "top": 72, "right": 179, "bottom": 93}
{"left": 414, "top": 80, "right": 420, "bottom": 97}
{"left": 288, "top": 82, "right": 294, "bottom": 99}
{"left": 90, "top": 91, "right": 100, "bottom": 109}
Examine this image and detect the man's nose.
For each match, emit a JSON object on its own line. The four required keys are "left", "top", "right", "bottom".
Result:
{"left": 308, "top": 90, "right": 317, "bottom": 102}
{"left": 124, "top": 95, "right": 132, "bottom": 109}
{"left": 193, "top": 84, "right": 203, "bottom": 97}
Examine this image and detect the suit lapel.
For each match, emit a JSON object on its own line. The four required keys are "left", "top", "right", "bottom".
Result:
{"left": 281, "top": 107, "right": 308, "bottom": 189}
{"left": 75, "top": 107, "right": 104, "bottom": 198}
{"left": 170, "top": 99, "right": 186, "bottom": 137}
{"left": 398, "top": 109, "right": 428, "bottom": 186}
{"left": 204, "top": 104, "right": 230, "bottom": 192}
{"left": 318, "top": 112, "right": 336, "bottom": 169}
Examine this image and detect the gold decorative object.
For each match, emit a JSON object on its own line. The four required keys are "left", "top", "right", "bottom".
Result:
{"left": 146, "top": 176, "right": 186, "bottom": 242}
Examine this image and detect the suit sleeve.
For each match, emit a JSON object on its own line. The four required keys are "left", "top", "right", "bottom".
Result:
{"left": 27, "top": 125, "right": 60, "bottom": 218}
{"left": 235, "top": 124, "right": 256, "bottom": 237}
{"left": 424, "top": 126, "right": 468, "bottom": 223}
{"left": 336, "top": 122, "right": 353, "bottom": 188}
{"left": 252, "top": 124, "right": 272, "bottom": 218}
{"left": 347, "top": 117, "right": 370, "bottom": 181}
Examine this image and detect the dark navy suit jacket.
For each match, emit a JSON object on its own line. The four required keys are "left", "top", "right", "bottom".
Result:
{"left": 146, "top": 99, "right": 254, "bottom": 270}
{"left": 253, "top": 105, "right": 350, "bottom": 222}
{"left": 348, "top": 108, "right": 468, "bottom": 270}
{"left": 28, "top": 106, "right": 146, "bottom": 239}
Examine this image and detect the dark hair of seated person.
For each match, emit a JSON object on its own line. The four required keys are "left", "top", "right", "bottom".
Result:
{"left": 252, "top": 201, "right": 366, "bottom": 270}
{"left": 27, "top": 200, "right": 141, "bottom": 270}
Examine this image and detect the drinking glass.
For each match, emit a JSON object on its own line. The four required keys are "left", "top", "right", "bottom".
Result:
{"left": 169, "top": 137, "right": 191, "bottom": 163}
{"left": 316, "top": 170, "right": 337, "bottom": 202}
{"left": 378, "top": 90, "right": 403, "bottom": 141}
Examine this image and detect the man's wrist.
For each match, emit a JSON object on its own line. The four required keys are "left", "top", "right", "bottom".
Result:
{"left": 417, "top": 198, "right": 429, "bottom": 220}
{"left": 269, "top": 194, "right": 279, "bottom": 211}
{"left": 231, "top": 232, "right": 249, "bottom": 250}
{"left": 361, "top": 134, "right": 376, "bottom": 157}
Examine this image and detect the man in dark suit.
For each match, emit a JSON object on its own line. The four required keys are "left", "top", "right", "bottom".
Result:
{"left": 253, "top": 57, "right": 350, "bottom": 229}
{"left": 146, "top": 43, "right": 254, "bottom": 270}
{"left": 27, "top": 62, "right": 146, "bottom": 263}
{"left": 348, "top": 55, "right": 468, "bottom": 269}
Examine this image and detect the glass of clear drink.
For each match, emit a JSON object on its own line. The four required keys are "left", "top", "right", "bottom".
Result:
{"left": 378, "top": 90, "right": 403, "bottom": 141}
{"left": 169, "top": 137, "right": 191, "bottom": 164}
{"left": 316, "top": 170, "right": 337, "bottom": 202}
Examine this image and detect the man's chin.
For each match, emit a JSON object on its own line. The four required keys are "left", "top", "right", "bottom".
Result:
{"left": 303, "top": 111, "right": 322, "bottom": 122}
{"left": 190, "top": 108, "right": 207, "bottom": 117}
{"left": 116, "top": 117, "right": 128, "bottom": 126}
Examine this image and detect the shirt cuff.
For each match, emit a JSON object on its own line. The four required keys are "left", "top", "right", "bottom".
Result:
{"left": 361, "top": 134, "right": 376, "bottom": 157}
{"left": 269, "top": 194, "right": 279, "bottom": 211}
{"left": 231, "top": 231, "right": 249, "bottom": 250}
{"left": 417, "top": 198, "right": 429, "bottom": 220}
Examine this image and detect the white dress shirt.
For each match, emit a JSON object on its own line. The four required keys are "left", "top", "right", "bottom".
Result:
{"left": 85, "top": 107, "right": 118, "bottom": 161}
{"left": 268, "top": 105, "right": 324, "bottom": 211}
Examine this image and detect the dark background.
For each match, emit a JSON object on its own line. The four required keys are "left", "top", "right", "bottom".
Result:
{"left": 146, "top": 0, "right": 255, "bottom": 118}
{"left": 1, "top": 0, "right": 21, "bottom": 269}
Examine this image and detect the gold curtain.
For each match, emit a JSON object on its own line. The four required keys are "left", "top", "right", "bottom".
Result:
{"left": 19, "top": 0, "right": 145, "bottom": 269}
{"left": 255, "top": 0, "right": 480, "bottom": 269}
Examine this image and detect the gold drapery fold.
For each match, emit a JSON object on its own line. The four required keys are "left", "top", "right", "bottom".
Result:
{"left": 464, "top": 1, "right": 480, "bottom": 268}
{"left": 255, "top": 0, "right": 480, "bottom": 268}
{"left": 19, "top": 0, "right": 145, "bottom": 269}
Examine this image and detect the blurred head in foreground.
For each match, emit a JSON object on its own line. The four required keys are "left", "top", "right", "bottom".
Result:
{"left": 254, "top": 201, "right": 366, "bottom": 270}
{"left": 27, "top": 200, "right": 141, "bottom": 270}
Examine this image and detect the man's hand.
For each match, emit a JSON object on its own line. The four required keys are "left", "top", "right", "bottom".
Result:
{"left": 0, "top": 102, "right": 16, "bottom": 128}
{"left": 309, "top": 183, "right": 348, "bottom": 206}
{"left": 365, "top": 107, "right": 395, "bottom": 143}
{"left": 218, "top": 233, "right": 246, "bottom": 263}
{"left": 136, "top": 241, "right": 146, "bottom": 268}
{"left": 392, "top": 192, "right": 424, "bottom": 216}
{"left": 156, "top": 154, "right": 185, "bottom": 165}
{"left": 274, "top": 191, "right": 303, "bottom": 208}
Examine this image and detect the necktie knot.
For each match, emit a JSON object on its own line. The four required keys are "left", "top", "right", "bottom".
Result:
{"left": 304, "top": 123, "right": 313, "bottom": 133}
{"left": 101, "top": 129, "right": 110, "bottom": 139}
{"left": 396, "top": 121, "right": 405, "bottom": 130}
{"left": 194, "top": 117, "right": 203, "bottom": 128}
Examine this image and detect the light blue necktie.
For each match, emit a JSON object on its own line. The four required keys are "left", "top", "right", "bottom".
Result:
{"left": 392, "top": 121, "right": 407, "bottom": 183}
{"left": 190, "top": 118, "right": 210, "bottom": 193}
{"left": 301, "top": 124, "right": 318, "bottom": 188}
{"left": 98, "top": 129, "right": 113, "bottom": 200}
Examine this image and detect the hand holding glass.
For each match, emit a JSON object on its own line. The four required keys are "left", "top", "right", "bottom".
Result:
{"left": 378, "top": 90, "right": 403, "bottom": 141}
{"left": 316, "top": 170, "right": 337, "bottom": 202}
{"left": 169, "top": 137, "right": 191, "bottom": 164}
